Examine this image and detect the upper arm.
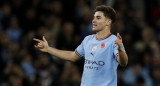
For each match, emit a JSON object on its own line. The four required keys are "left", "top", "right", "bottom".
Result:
{"left": 113, "top": 42, "right": 127, "bottom": 66}
{"left": 113, "top": 42, "right": 126, "bottom": 62}
{"left": 71, "top": 51, "right": 82, "bottom": 62}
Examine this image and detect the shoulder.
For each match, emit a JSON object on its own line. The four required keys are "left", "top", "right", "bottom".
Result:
{"left": 80, "top": 34, "right": 95, "bottom": 44}
{"left": 110, "top": 34, "right": 117, "bottom": 40}
{"left": 84, "top": 34, "right": 96, "bottom": 41}
{"left": 108, "top": 34, "right": 117, "bottom": 45}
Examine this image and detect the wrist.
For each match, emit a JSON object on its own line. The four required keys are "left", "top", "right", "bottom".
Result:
{"left": 118, "top": 46, "right": 123, "bottom": 51}
{"left": 46, "top": 46, "right": 51, "bottom": 53}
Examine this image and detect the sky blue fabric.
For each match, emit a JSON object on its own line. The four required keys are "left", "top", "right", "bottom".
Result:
{"left": 76, "top": 34, "right": 125, "bottom": 86}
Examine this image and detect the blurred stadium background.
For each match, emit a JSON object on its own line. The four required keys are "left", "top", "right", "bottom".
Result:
{"left": 0, "top": 0, "right": 160, "bottom": 86}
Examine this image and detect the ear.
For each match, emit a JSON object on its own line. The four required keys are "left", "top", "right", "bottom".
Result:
{"left": 106, "top": 19, "right": 112, "bottom": 26}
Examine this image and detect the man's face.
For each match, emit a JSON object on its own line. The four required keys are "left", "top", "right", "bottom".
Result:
{"left": 92, "top": 11, "right": 109, "bottom": 31}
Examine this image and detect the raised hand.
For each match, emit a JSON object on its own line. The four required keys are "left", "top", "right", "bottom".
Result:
{"left": 33, "top": 36, "right": 49, "bottom": 52}
{"left": 115, "top": 33, "right": 123, "bottom": 50}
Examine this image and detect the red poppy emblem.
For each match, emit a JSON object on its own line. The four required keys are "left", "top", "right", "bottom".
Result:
{"left": 101, "top": 43, "right": 105, "bottom": 48}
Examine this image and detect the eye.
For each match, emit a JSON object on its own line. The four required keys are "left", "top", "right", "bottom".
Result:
{"left": 97, "top": 16, "right": 101, "bottom": 19}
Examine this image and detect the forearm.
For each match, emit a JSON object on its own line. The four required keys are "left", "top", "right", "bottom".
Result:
{"left": 46, "top": 47, "right": 79, "bottom": 62}
{"left": 118, "top": 48, "right": 128, "bottom": 67}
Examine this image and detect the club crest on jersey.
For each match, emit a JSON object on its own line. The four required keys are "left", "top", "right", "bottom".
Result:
{"left": 92, "top": 46, "right": 97, "bottom": 51}
{"left": 101, "top": 43, "right": 105, "bottom": 48}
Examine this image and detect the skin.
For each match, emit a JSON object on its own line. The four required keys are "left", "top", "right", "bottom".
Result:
{"left": 33, "top": 11, "right": 128, "bottom": 67}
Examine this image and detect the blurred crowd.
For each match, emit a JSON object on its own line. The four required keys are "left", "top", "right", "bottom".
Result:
{"left": 0, "top": 0, "right": 160, "bottom": 86}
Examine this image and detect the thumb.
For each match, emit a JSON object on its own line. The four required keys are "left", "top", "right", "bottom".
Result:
{"left": 43, "top": 36, "right": 47, "bottom": 42}
{"left": 117, "top": 33, "right": 122, "bottom": 39}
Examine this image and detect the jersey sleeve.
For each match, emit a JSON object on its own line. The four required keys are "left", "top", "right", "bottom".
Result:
{"left": 75, "top": 38, "right": 85, "bottom": 58}
{"left": 113, "top": 43, "right": 126, "bottom": 59}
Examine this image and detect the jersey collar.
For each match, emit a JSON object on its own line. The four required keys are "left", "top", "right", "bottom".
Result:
{"left": 96, "top": 33, "right": 112, "bottom": 41}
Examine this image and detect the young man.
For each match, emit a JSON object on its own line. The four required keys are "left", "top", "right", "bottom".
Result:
{"left": 33, "top": 5, "right": 128, "bottom": 86}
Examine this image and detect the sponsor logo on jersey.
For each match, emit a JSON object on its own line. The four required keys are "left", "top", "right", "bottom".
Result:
{"left": 85, "top": 59, "right": 105, "bottom": 66}
{"left": 84, "top": 59, "right": 105, "bottom": 70}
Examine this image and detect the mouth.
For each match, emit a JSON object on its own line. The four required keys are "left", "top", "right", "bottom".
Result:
{"left": 93, "top": 24, "right": 97, "bottom": 28}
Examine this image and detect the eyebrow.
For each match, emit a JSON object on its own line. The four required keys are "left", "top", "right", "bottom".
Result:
{"left": 94, "top": 16, "right": 101, "bottom": 18}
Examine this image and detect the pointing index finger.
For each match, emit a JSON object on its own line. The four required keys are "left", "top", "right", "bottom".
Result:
{"left": 33, "top": 38, "right": 43, "bottom": 43}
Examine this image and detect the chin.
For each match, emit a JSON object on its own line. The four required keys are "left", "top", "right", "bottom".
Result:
{"left": 92, "top": 28, "right": 97, "bottom": 31}
{"left": 92, "top": 28, "right": 100, "bottom": 32}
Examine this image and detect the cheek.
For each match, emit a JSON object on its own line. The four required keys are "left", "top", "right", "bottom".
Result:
{"left": 98, "top": 22, "right": 106, "bottom": 27}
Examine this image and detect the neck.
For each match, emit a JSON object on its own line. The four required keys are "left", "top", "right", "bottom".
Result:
{"left": 96, "top": 27, "right": 111, "bottom": 39}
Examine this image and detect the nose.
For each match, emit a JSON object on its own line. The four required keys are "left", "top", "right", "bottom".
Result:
{"left": 92, "top": 18, "right": 96, "bottom": 23}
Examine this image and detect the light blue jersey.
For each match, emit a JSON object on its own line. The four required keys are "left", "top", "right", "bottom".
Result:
{"left": 76, "top": 33, "right": 125, "bottom": 86}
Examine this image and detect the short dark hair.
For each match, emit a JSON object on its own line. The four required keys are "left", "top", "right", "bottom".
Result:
{"left": 94, "top": 5, "right": 117, "bottom": 24}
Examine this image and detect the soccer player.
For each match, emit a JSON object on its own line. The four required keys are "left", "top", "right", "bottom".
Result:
{"left": 33, "top": 5, "right": 128, "bottom": 86}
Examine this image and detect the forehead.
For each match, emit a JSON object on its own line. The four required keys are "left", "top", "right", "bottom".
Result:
{"left": 94, "top": 11, "right": 105, "bottom": 17}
